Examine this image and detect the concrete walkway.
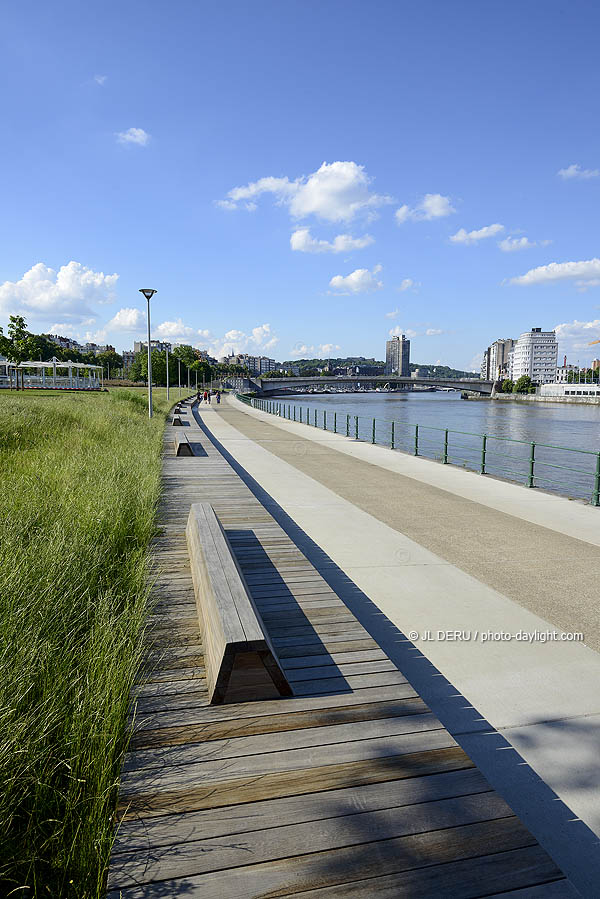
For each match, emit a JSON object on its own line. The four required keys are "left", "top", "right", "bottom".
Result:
{"left": 194, "top": 395, "right": 600, "bottom": 896}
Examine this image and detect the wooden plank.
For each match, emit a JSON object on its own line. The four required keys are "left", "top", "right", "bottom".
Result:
{"left": 118, "top": 746, "right": 475, "bottom": 819}
{"left": 123, "top": 711, "right": 443, "bottom": 774}
{"left": 107, "top": 817, "right": 539, "bottom": 897}
{"left": 112, "top": 767, "right": 492, "bottom": 853}
{"left": 119, "top": 729, "right": 458, "bottom": 797}
{"left": 273, "top": 847, "right": 569, "bottom": 898}
{"left": 130, "top": 697, "right": 430, "bottom": 750}
{"left": 109, "top": 791, "right": 513, "bottom": 887}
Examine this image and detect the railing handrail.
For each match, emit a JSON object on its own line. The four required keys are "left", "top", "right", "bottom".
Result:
{"left": 236, "top": 394, "right": 600, "bottom": 506}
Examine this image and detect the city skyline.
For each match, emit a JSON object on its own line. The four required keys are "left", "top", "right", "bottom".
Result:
{"left": 1, "top": 2, "right": 600, "bottom": 370}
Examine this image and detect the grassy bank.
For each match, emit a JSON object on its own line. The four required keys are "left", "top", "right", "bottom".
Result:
{"left": 0, "top": 388, "right": 173, "bottom": 896}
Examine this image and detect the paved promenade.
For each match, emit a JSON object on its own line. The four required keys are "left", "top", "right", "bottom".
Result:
{"left": 197, "top": 394, "right": 600, "bottom": 896}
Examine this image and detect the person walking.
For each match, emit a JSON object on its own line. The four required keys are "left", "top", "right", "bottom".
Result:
{"left": 203, "top": 390, "right": 208, "bottom": 403}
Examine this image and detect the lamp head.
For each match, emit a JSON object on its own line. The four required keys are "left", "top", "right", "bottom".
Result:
{"left": 139, "top": 289, "right": 157, "bottom": 301}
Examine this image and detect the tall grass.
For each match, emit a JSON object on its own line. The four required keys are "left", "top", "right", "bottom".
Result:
{"left": 0, "top": 388, "right": 173, "bottom": 896}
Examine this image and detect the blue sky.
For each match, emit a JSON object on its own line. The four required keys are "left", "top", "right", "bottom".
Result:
{"left": 1, "top": 0, "right": 600, "bottom": 370}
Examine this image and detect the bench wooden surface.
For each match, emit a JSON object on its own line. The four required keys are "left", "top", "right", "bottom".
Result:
{"left": 186, "top": 502, "right": 291, "bottom": 704}
{"left": 174, "top": 431, "right": 193, "bottom": 456}
{"left": 107, "top": 404, "right": 574, "bottom": 898}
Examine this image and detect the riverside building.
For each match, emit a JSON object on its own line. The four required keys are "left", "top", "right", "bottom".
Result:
{"left": 481, "top": 339, "right": 515, "bottom": 381}
{"left": 385, "top": 335, "right": 410, "bottom": 376}
{"left": 509, "top": 327, "right": 558, "bottom": 384}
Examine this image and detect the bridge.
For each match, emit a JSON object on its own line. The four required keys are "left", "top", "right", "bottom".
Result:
{"left": 251, "top": 373, "right": 493, "bottom": 395}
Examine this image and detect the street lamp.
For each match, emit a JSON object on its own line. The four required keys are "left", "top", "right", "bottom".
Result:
{"left": 139, "top": 289, "right": 157, "bottom": 418}
{"left": 165, "top": 343, "right": 170, "bottom": 402}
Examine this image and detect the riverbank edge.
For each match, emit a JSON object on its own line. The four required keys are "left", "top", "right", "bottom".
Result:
{"left": 464, "top": 392, "right": 600, "bottom": 405}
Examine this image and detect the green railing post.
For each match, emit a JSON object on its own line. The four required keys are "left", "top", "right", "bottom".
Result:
{"left": 481, "top": 435, "right": 487, "bottom": 474}
{"left": 414, "top": 424, "right": 419, "bottom": 456}
{"left": 594, "top": 452, "right": 600, "bottom": 506}
{"left": 391, "top": 421, "right": 395, "bottom": 449}
{"left": 372, "top": 417, "right": 376, "bottom": 444}
{"left": 293, "top": 405, "right": 296, "bottom": 421}
{"left": 314, "top": 408, "right": 317, "bottom": 427}
{"left": 443, "top": 429, "right": 449, "bottom": 464}
{"left": 323, "top": 410, "right": 327, "bottom": 430}
{"left": 528, "top": 442, "right": 536, "bottom": 488}
{"left": 355, "top": 415, "right": 359, "bottom": 439}
{"left": 346, "top": 414, "right": 350, "bottom": 437}
{"left": 334, "top": 412, "right": 337, "bottom": 433}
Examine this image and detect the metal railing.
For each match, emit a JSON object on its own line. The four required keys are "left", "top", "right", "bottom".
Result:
{"left": 236, "top": 394, "right": 600, "bottom": 506}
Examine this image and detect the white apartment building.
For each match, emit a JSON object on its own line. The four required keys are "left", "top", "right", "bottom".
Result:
{"left": 509, "top": 327, "right": 558, "bottom": 384}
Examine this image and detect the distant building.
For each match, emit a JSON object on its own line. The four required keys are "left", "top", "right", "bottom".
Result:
{"left": 555, "top": 364, "right": 579, "bottom": 383}
{"left": 385, "top": 335, "right": 410, "bottom": 376}
{"left": 45, "top": 333, "right": 82, "bottom": 351}
{"left": 509, "top": 327, "right": 558, "bottom": 384}
{"left": 122, "top": 350, "right": 136, "bottom": 371}
{"left": 481, "top": 338, "right": 515, "bottom": 381}
{"left": 133, "top": 339, "right": 172, "bottom": 354}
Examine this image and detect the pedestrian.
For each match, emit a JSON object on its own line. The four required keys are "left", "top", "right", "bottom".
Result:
{"left": 216, "top": 391, "right": 221, "bottom": 404}
{"left": 203, "top": 390, "right": 208, "bottom": 403}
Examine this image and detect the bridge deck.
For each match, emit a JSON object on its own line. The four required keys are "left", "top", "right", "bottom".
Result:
{"left": 107, "top": 404, "right": 572, "bottom": 897}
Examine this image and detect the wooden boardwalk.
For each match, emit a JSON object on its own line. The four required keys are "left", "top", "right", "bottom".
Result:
{"left": 107, "top": 404, "right": 575, "bottom": 898}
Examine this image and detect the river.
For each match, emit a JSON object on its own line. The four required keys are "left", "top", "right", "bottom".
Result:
{"left": 265, "top": 391, "right": 600, "bottom": 503}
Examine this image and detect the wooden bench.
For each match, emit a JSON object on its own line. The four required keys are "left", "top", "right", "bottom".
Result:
{"left": 174, "top": 431, "right": 193, "bottom": 456}
{"left": 186, "top": 503, "right": 292, "bottom": 704}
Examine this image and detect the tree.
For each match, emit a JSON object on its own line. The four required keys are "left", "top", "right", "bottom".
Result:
{"left": 96, "top": 350, "right": 123, "bottom": 380}
{"left": 501, "top": 379, "right": 514, "bottom": 393}
{"left": 513, "top": 375, "right": 532, "bottom": 394}
{"left": 0, "top": 315, "right": 38, "bottom": 389}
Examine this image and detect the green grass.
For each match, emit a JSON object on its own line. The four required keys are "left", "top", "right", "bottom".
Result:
{"left": 0, "top": 387, "right": 176, "bottom": 897}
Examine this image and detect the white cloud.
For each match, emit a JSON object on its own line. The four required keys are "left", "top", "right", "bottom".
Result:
{"left": 106, "top": 307, "right": 144, "bottom": 331}
{"left": 329, "top": 264, "right": 383, "bottom": 294}
{"left": 395, "top": 193, "right": 455, "bottom": 224}
{"left": 576, "top": 278, "right": 600, "bottom": 292}
{"left": 219, "top": 161, "right": 393, "bottom": 223}
{"left": 425, "top": 328, "right": 443, "bottom": 336}
{"left": 450, "top": 223, "right": 504, "bottom": 245}
{"left": 557, "top": 164, "right": 599, "bottom": 180}
{"left": 498, "top": 236, "right": 537, "bottom": 252}
{"left": 385, "top": 308, "right": 400, "bottom": 319}
{"left": 553, "top": 319, "right": 600, "bottom": 355}
{"left": 290, "top": 228, "right": 374, "bottom": 253}
{"left": 0, "top": 261, "right": 118, "bottom": 322}
{"left": 210, "top": 322, "right": 279, "bottom": 359}
{"left": 289, "top": 342, "right": 341, "bottom": 358}
{"left": 116, "top": 127, "right": 150, "bottom": 146}
{"left": 94, "top": 75, "right": 107, "bottom": 86}
{"left": 510, "top": 258, "right": 600, "bottom": 286}
{"left": 389, "top": 325, "right": 418, "bottom": 339}
{"left": 398, "top": 278, "right": 416, "bottom": 292}
{"left": 154, "top": 318, "right": 199, "bottom": 340}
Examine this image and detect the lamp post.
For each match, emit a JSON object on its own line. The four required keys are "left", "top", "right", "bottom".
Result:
{"left": 178, "top": 357, "right": 181, "bottom": 398}
{"left": 165, "top": 343, "right": 170, "bottom": 401}
{"left": 139, "top": 289, "right": 157, "bottom": 418}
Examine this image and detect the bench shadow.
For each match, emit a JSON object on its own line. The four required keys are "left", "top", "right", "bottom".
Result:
{"left": 226, "top": 529, "right": 352, "bottom": 696}
{"left": 191, "top": 403, "right": 600, "bottom": 896}
{"left": 186, "top": 441, "right": 208, "bottom": 456}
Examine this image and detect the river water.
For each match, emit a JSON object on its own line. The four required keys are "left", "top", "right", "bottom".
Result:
{"left": 267, "top": 391, "right": 600, "bottom": 503}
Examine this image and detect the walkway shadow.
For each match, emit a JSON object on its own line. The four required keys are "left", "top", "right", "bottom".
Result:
{"left": 192, "top": 405, "right": 600, "bottom": 896}
{"left": 227, "top": 529, "right": 352, "bottom": 696}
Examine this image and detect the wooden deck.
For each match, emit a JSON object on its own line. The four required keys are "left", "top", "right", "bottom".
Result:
{"left": 107, "top": 404, "right": 575, "bottom": 897}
